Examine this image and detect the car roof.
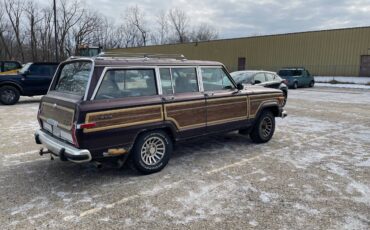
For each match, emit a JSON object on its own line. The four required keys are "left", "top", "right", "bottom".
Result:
{"left": 231, "top": 70, "right": 277, "bottom": 75}
{"left": 92, "top": 58, "right": 223, "bottom": 67}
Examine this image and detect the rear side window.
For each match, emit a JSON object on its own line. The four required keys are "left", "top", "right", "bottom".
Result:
{"left": 4, "top": 62, "right": 20, "bottom": 71}
{"left": 254, "top": 73, "right": 266, "bottom": 83}
{"left": 95, "top": 69, "right": 157, "bottom": 99}
{"left": 171, "top": 68, "right": 198, "bottom": 94}
{"left": 265, "top": 73, "right": 275, "bottom": 81}
{"left": 201, "top": 68, "right": 234, "bottom": 91}
{"left": 29, "top": 64, "right": 58, "bottom": 76}
{"left": 54, "top": 61, "right": 92, "bottom": 96}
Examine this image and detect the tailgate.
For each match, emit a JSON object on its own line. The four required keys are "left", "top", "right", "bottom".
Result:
{"left": 37, "top": 93, "right": 80, "bottom": 143}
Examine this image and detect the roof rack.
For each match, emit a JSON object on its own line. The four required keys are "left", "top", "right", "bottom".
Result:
{"left": 96, "top": 52, "right": 187, "bottom": 60}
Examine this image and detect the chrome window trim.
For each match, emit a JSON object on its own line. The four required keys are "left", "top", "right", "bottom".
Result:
{"left": 196, "top": 66, "right": 204, "bottom": 92}
{"left": 90, "top": 66, "right": 158, "bottom": 100}
{"left": 158, "top": 67, "right": 174, "bottom": 95}
{"left": 155, "top": 66, "right": 163, "bottom": 95}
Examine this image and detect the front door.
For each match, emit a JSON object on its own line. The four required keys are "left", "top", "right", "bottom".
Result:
{"left": 22, "top": 64, "right": 55, "bottom": 95}
{"left": 200, "top": 67, "right": 248, "bottom": 134}
{"left": 159, "top": 67, "right": 207, "bottom": 139}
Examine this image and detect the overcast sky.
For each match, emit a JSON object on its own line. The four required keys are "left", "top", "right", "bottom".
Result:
{"left": 81, "top": 0, "right": 370, "bottom": 39}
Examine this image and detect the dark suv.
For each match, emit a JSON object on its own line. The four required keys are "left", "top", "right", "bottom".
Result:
{"left": 0, "top": 62, "right": 58, "bottom": 105}
{"left": 277, "top": 67, "right": 314, "bottom": 89}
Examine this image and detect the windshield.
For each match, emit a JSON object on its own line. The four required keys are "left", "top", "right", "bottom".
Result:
{"left": 278, "top": 69, "right": 302, "bottom": 77}
{"left": 230, "top": 72, "right": 254, "bottom": 84}
{"left": 54, "top": 61, "right": 92, "bottom": 96}
{"left": 18, "top": 63, "right": 32, "bottom": 74}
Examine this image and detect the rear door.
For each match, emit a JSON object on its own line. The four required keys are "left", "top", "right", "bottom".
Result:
{"left": 201, "top": 66, "right": 248, "bottom": 134}
{"left": 159, "top": 67, "right": 207, "bottom": 139}
{"left": 264, "top": 73, "right": 281, "bottom": 89}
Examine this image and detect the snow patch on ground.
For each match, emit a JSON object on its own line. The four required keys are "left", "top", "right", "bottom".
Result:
{"left": 316, "top": 83, "right": 370, "bottom": 89}
{"left": 315, "top": 76, "right": 370, "bottom": 85}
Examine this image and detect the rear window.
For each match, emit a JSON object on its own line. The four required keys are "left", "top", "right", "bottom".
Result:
{"left": 54, "top": 61, "right": 92, "bottom": 96}
{"left": 278, "top": 69, "right": 302, "bottom": 77}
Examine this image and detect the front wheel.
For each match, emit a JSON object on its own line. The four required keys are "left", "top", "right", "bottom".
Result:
{"left": 0, "top": 86, "right": 20, "bottom": 105}
{"left": 250, "top": 110, "right": 275, "bottom": 143}
{"left": 309, "top": 81, "right": 314, "bottom": 87}
{"left": 131, "top": 130, "right": 173, "bottom": 174}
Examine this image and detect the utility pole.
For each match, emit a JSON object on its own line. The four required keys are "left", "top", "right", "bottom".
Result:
{"left": 53, "top": 0, "right": 59, "bottom": 62}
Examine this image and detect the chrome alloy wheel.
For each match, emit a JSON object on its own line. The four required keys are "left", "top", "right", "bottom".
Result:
{"left": 260, "top": 116, "right": 273, "bottom": 138}
{"left": 1, "top": 89, "right": 16, "bottom": 104}
{"left": 140, "top": 136, "right": 166, "bottom": 165}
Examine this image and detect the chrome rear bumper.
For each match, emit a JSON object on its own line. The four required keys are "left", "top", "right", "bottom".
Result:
{"left": 34, "top": 129, "right": 91, "bottom": 163}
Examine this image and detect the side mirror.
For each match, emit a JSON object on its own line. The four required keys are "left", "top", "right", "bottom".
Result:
{"left": 236, "top": 83, "right": 244, "bottom": 90}
{"left": 22, "top": 70, "right": 30, "bottom": 76}
{"left": 254, "top": 80, "right": 261, "bottom": 84}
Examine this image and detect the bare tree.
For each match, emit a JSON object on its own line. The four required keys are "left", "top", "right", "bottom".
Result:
{"left": 25, "top": 0, "right": 43, "bottom": 61}
{"left": 57, "top": 0, "right": 84, "bottom": 59}
{"left": 191, "top": 23, "right": 218, "bottom": 42}
{"left": 73, "top": 10, "right": 102, "bottom": 55}
{"left": 151, "top": 10, "right": 169, "bottom": 45}
{"left": 124, "top": 6, "right": 149, "bottom": 46}
{"left": 0, "top": 2, "right": 13, "bottom": 59}
{"left": 4, "top": 0, "right": 25, "bottom": 62}
{"left": 168, "top": 8, "right": 189, "bottom": 43}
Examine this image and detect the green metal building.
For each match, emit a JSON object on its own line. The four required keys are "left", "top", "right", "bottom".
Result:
{"left": 109, "top": 27, "right": 370, "bottom": 76}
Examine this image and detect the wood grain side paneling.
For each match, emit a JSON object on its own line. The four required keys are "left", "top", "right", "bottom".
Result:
{"left": 207, "top": 97, "right": 248, "bottom": 125}
{"left": 84, "top": 105, "right": 163, "bottom": 133}
{"left": 164, "top": 100, "right": 206, "bottom": 130}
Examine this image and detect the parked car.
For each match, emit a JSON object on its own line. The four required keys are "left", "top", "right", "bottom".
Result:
{"left": 277, "top": 67, "right": 314, "bottom": 89}
{"left": 230, "top": 70, "right": 288, "bottom": 106}
{"left": 0, "top": 61, "right": 22, "bottom": 74}
{"left": 34, "top": 53, "right": 287, "bottom": 174}
{"left": 0, "top": 62, "right": 59, "bottom": 105}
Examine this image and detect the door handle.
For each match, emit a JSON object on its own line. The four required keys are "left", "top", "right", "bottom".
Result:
{"left": 204, "top": 93, "right": 214, "bottom": 97}
{"left": 162, "top": 96, "right": 175, "bottom": 101}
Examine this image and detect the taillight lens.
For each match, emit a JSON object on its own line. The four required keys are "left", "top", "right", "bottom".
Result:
{"left": 71, "top": 124, "right": 79, "bottom": 148}
{"left": 37, "top": 104, "right": 42, "bottom": 127}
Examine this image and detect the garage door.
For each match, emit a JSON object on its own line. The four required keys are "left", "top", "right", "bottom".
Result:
{"left": 359, "top": 55, "right": 370, "bottom": 77}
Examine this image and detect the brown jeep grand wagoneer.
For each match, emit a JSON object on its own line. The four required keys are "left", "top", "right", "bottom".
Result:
{"left": 35, "top": 53, "right": 287, "bottom": 174}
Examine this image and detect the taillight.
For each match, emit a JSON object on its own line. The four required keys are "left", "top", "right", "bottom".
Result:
{"left": 71, "top": 124, "right": 79, "bottom": 148}
{"left": 282, "top": 79, "right": 288, "bottom": 84}
{"left": 79, "top": 122, "right": 97, "bottom": 129}
{"left": 37, "top": 104, "right": 42, "bottom": 127}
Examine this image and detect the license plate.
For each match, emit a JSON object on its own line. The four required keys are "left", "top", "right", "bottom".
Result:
{"left": 52, "top": 126, "right": 61, "bottom": 137}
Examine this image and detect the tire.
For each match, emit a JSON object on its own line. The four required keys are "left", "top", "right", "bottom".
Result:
{"left": 250, "top": 110, "right": 275, "bottom": 143}
{"left": 0, "top": 85, "right": 20, "bottom": 105}
{"left": 292, "top": 82, "right": 298, "bottom": 89}
{"left": 309, "top": 81, "right": 314, "bottom": 87}
{"left": 131, "top": 130, "right": 173, "bottom": 174}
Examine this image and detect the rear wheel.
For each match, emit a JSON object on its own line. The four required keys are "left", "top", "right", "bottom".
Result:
{"left": 250, "top": 110, "right": 275, "bottom": 143}
{"left": 0, "top": 86, "right": 20, "bottom": 105}
{"left": 292, "top": 82, "right": 298, "bottom": 89}
{"left": 131, "top": 130, "right": 172, "bottom": 174}
{"left": 309, "top": 81, "right": 314, "bottom": 87}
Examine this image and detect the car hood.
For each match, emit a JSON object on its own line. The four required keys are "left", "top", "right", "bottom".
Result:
{"left": 241, "top": 85, "right": 282, "bottom": 94}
